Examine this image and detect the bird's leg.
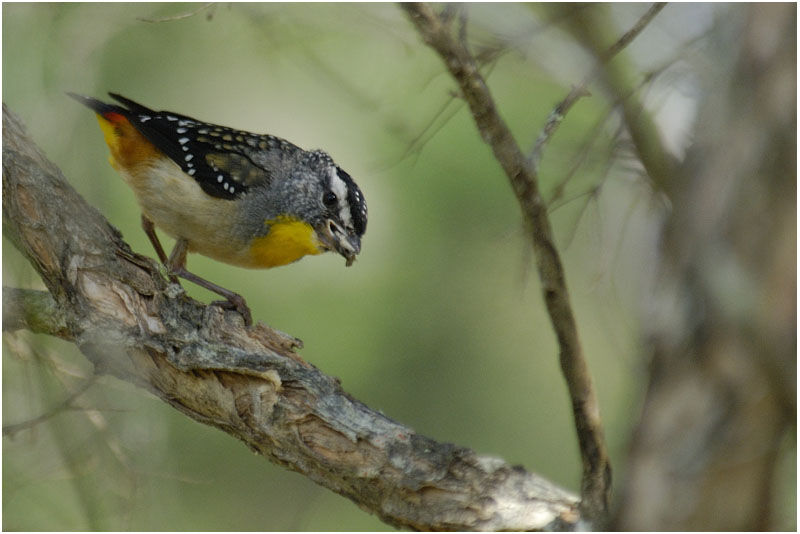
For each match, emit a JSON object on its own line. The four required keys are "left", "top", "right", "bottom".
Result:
{"left": 141, "top": 214, "right": 179, "bottom": 284}
{"left": 166, "top": 237, "right": 253, "bottom": 326}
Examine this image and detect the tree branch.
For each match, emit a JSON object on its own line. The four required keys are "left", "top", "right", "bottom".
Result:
{"left": 402, "top": 3, "right": 611, "bottom": 522}
{"left": 2, "top": 103, "right": 580, "bottom": 530}
{"left": 3, "top": 286, "right": 70, "bottom": 338}
{"left": 561, "top": 3, "right": 677, "bottom": 189}
{"left": 3, "top": 376, "right": 97, "bottom": 438}
{"left": 529, "top": 3, "right": 667, "bottom": 170}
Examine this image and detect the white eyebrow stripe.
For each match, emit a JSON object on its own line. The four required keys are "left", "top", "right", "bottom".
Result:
{"left": 329, "top": 167, "right": 352, "bottom": 228}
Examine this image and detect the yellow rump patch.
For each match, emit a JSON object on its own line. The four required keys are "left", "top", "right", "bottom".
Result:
{"left": 249, "top": 216, "right": 322, "bottom": 268}
{"left": 95, "top": 114, "right": 123, "bottom": 170}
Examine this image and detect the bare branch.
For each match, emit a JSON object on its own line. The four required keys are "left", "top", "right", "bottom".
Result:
{"left": 2, "top": 103, "right": 579, "bottom": 531}
{"left": 3, "top": 376, "right": 97, "bottom": 438}
{"left": 402, "top": 3, "right": 611, "bottom": 522}
{"left": 603, "top": 3, "right": 667, "bottom": 60}
{"left": 562, "top": 4, "right": 677, "bottom": 189}
{"left": 529, "top": 3, "right": 667, "bottom": 171}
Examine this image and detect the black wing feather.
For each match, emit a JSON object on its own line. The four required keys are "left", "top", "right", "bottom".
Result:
{"left": 73, "top": 92, "right": 290, "bottom": 200}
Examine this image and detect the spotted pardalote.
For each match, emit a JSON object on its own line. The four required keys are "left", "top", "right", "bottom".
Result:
{"left": 69, "top": 92, "right": 367, "bottom": 326}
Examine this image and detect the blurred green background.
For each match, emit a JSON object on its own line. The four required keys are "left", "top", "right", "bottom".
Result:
{"left": 4, "top": 3, "right": 786, "bottom": 531}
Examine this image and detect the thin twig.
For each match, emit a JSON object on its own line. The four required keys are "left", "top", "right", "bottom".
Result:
{"left": 137, "top": 3, "right": 215, "bottom": 23}
{"left": 546, "top": 104, "right": 619, "bottom": 208}
{"left": 529, "top": 3, "right": 667, "bottom": 170}
{"left": 3, "top": 376, "right": 97, "bottom": 437}
{"left": 402, "top": 3, "right": 611, "bottom": 523}
{"left": 566, "top": 3, "right": 675, "bottom": 189}
{"left": 378, "top": 58, "right": 499, "bottom": 172}
{"left": 602, "top": 3, "right": 667, "bottom": 60}
{"left": 546, "top": 39, "right": 687, "bottom": 212}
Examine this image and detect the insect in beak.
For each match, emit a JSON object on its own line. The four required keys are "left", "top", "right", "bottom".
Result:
{"left": 318, "top": 219, "right": 361, "bottom": 266}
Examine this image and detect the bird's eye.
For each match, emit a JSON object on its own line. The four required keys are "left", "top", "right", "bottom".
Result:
{"left": 323, "top": 191, "right": 338, "bottom": 207}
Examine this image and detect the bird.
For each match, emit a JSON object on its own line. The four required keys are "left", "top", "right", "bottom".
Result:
{"left": 69, "top": 92, "right": 367, "bottom": 326}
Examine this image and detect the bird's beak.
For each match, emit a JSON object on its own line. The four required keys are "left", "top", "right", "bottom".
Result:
{"left": 317, "top": 219, "right": 361, "bottom": 266}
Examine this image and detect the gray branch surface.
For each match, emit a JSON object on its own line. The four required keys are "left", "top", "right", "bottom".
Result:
{"left": 2, "top": 104, "right": 579, "bottom": 530}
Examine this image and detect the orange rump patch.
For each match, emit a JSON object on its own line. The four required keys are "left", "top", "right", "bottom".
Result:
{"left": 95, "top": 112, "right": 161, "bottom": 171}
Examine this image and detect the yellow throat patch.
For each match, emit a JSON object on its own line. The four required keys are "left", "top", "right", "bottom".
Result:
{"left": 249, "top": 216, "right": 322, "bottom": 268}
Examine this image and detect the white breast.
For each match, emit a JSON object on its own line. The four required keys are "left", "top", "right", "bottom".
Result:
{"left": 121, "top": 158, "right": 252, "bottom": 266}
